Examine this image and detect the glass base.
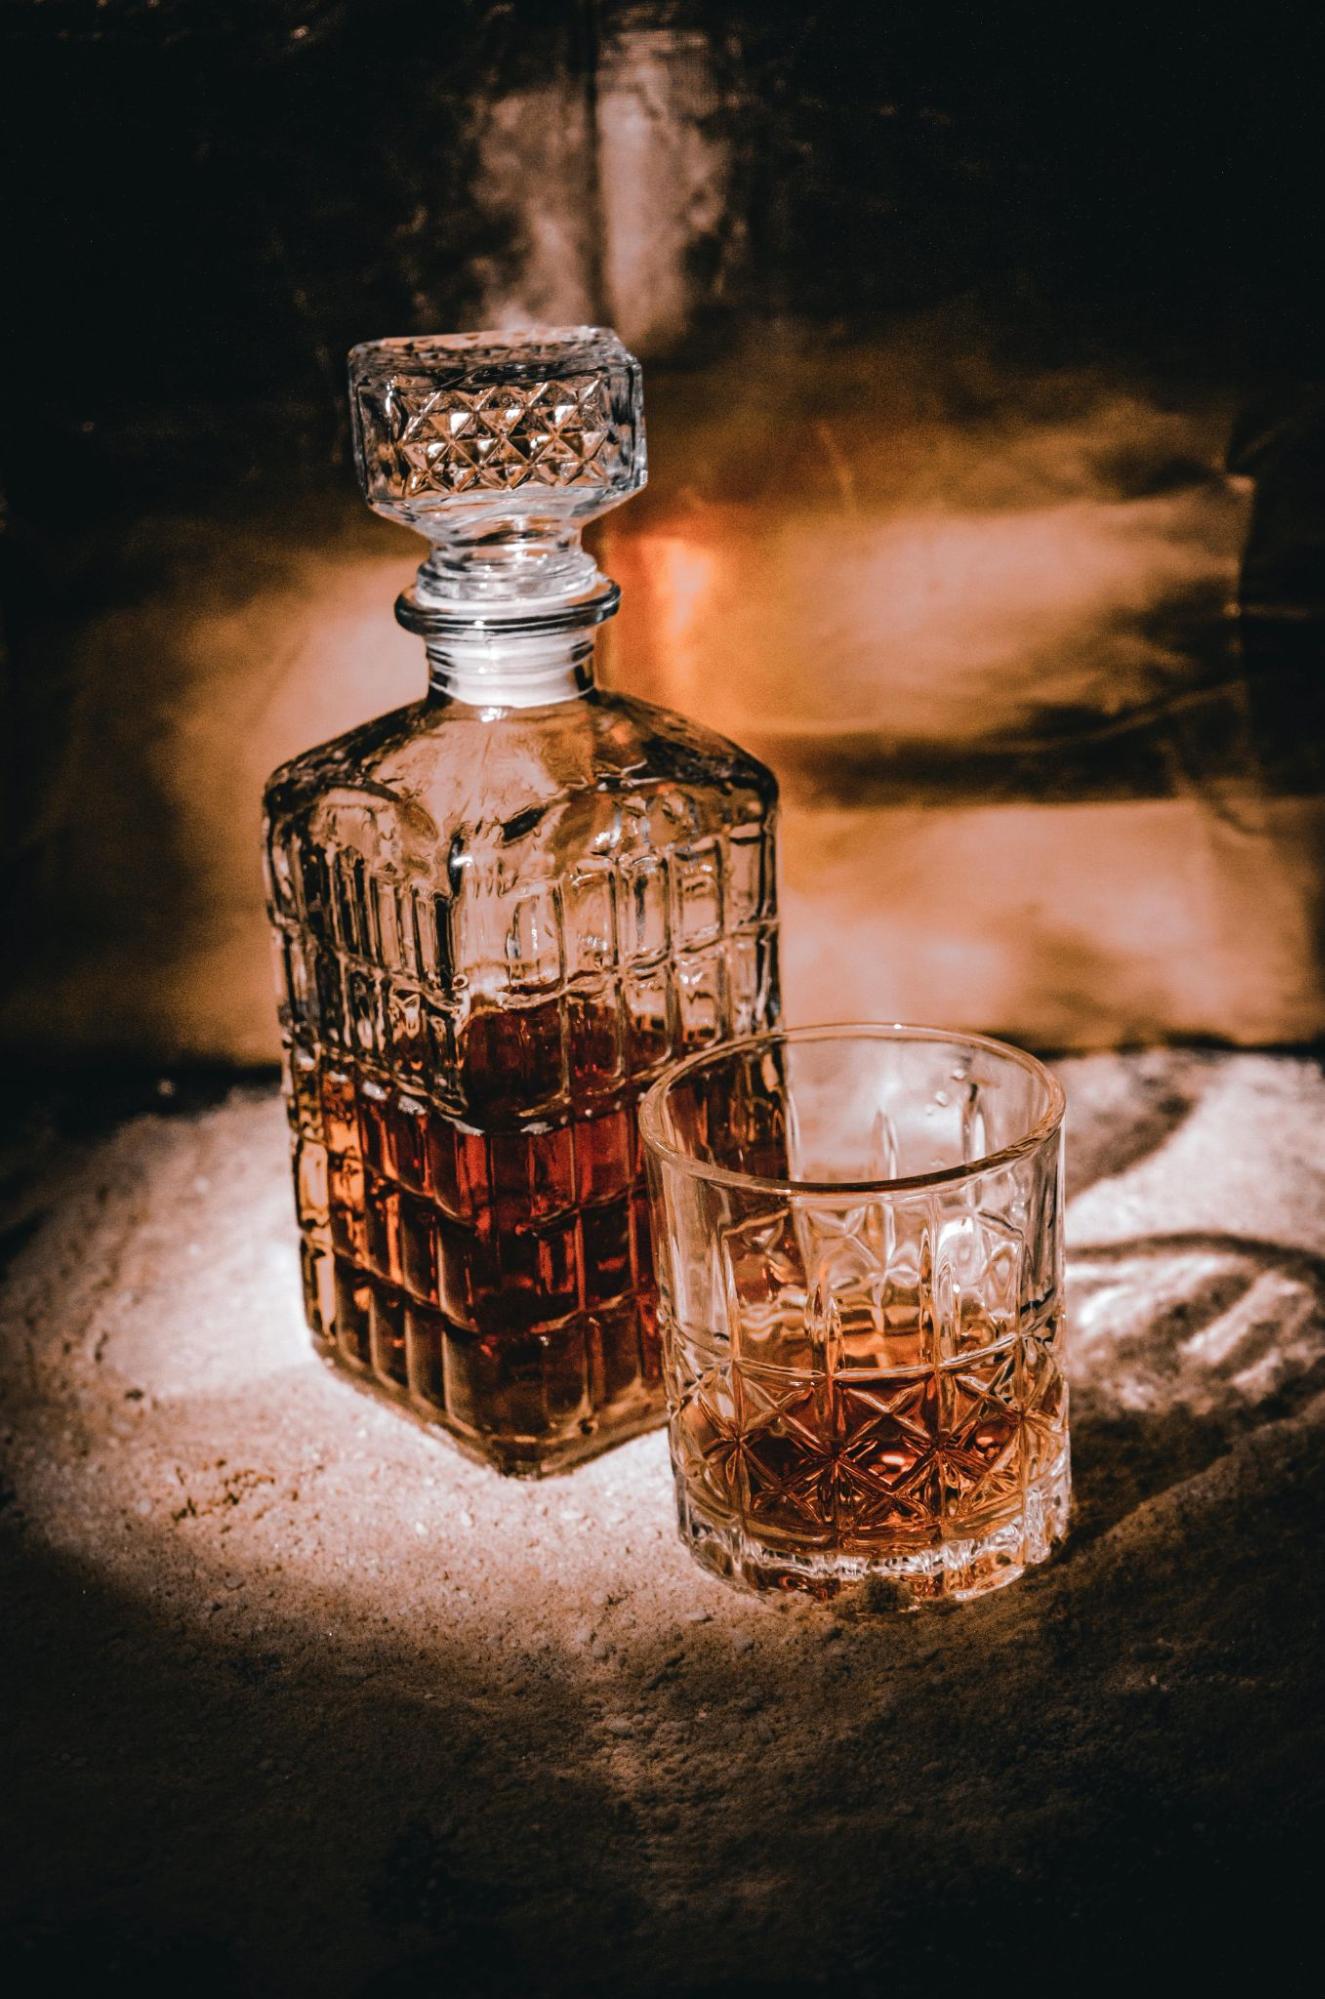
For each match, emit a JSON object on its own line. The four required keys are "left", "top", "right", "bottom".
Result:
{"left": 676, "top": 1451, "right": 1071, "bottom": 1604}
{"left": 315, "top": 1339, "right": 665, "bottom": 1478}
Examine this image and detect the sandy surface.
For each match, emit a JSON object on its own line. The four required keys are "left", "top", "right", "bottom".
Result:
{"left": 2, "top": 1050, "right": 1323, "bottom": 1994}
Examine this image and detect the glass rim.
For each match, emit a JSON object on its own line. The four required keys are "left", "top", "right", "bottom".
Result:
{"left": 348, "top": 325, "right": 629, "bottom": 380}
{"left": 638, "top": 1021, "right": 1066, "bottom": 1199}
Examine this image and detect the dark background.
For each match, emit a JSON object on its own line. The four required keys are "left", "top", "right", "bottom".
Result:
{"left": 7, "top": 3, "right": 1325, "bottom": 440}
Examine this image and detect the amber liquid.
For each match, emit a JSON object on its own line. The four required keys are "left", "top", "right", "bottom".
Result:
{"left": 268, "top": 726, "right": 780, "bottom": 1474}
{"left": 671, "top": 1296, "right": 1067, "bottom": 1594}
{"left": 288, "top": 994, "right": 664, "bottom": 1473}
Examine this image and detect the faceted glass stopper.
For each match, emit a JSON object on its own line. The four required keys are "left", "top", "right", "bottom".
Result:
{"left": 349, "top": 327, "right": 646, "bottom": 607}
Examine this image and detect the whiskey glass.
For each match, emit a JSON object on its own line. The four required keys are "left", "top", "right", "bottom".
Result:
{"left": 640, "top": 1025, "right": 1068, "bottom": 1602}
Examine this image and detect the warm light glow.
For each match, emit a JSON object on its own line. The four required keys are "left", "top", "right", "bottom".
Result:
{"left": 11, "top": 353, "right": 1315, "bottom": 1066}
{"left": 614, "top": 533, "right": 719, "bottom": 713}
{"left": 7, "top": 1059, "right": 1321, "bottom": 1642}
{"left": 609, "top": 385, "right": 1244, "bottom": 747}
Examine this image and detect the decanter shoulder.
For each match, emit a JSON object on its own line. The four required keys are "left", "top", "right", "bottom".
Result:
{"left": 583, "top": 690, "right": 779, "bottom": 809}
{"left": 262, "top": 703, "right": 427, "bottom": 825}
{"left": 264, "top": 690, "right": 777, "bottom": 843}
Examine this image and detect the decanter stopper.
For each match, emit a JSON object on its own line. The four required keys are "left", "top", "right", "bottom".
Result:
{"left": 349, "top": 327, "right": 646, "bottom": 619}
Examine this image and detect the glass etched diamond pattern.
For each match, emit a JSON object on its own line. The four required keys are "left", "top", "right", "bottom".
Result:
{"left": 390, "top": 376, "right": 617, "bottom": 499}
{"left": 644, "top": 1029, "right": 1068, "bottom": 1599}
{"left": 352, "top": 328, "right": 645, "bottom": 532}
{"left": 670, "top": 1186, "right": 1062, "bottom": 1567}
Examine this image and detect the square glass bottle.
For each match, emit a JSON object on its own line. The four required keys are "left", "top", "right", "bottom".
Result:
{"left": 263, "top": 329, "right": 781, "bottom": 1473}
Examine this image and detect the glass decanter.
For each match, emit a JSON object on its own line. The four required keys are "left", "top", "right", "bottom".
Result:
{"left": 263, "top": 328, "right": 781, "bottom": 1474}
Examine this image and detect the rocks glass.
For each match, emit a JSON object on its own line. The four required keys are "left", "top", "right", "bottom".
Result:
{"left": 640, "top": 1026, "right": 1068, "bottom": 1602}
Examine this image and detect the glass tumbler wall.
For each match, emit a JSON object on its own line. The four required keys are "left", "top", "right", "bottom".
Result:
{"left": 641, "top": 1027, "right": 1068, "bottom": 1601}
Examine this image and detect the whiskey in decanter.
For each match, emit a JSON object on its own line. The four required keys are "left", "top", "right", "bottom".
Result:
{"left": 263, "top": 328, "right": 781, "bottom": 1473}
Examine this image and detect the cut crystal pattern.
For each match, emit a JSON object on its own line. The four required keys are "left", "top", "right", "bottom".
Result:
{"left": 351, "top": 328, "right": 645, "bottom": 529}
{"left": 651, "top": 1040, "right": 1067, "bottom": 1595}
{"left": 392, "top": 377, "right": 618, "bottom": 499}
{"left": 267, "top": 731, "right": 778, "bottom": 1475}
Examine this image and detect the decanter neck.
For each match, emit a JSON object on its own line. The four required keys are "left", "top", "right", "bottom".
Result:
{"left": 414, "top": 521, "right": 599, "bottom": 605}
{"left": 399, "top": 576, "right": 618, "bottom": 711}
{"left": 422, "top": 628, "right": 598, "bottom": 708}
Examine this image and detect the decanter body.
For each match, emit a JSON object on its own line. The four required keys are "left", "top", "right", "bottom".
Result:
{"left": 263, "top": 330, "right": 780, "bottom": 1473}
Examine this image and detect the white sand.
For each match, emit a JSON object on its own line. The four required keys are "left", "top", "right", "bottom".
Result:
{"left": 2, "top": 1050, "right": 1321, "bottom": 1989}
